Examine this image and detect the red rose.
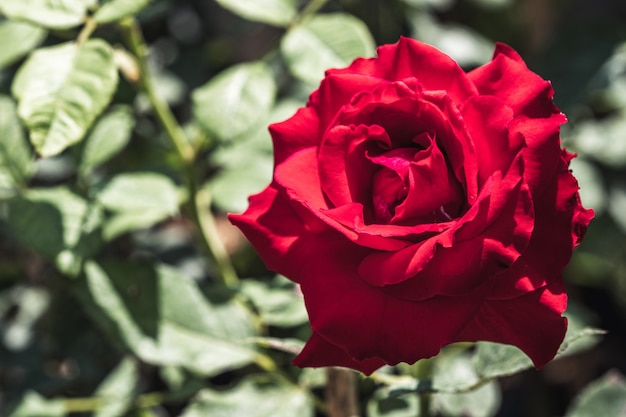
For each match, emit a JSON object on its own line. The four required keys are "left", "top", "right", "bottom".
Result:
{"left": 229, "top": 37, "right": 593, "bottom": 375}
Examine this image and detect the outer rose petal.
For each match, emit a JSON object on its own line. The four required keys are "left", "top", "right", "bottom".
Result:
{"left": 270, "top": 107, "right": 320, "bottom": 165}
{"left": 330, "top": 37, "right": 477, "bottom": 104}
{"left": 299, "top": 239, "right": 490, "bottom": 368}
{"left": 228, "top": 186, "right": 333, "bottom": 282}
{"left": 293, "top": 331, "right": 386, "bottom": 375}
{"left": 490, "top": 154, "right": 593, "bottom": 299}
{"left": 455, "top": 279, "right": 568, "bottom": 368}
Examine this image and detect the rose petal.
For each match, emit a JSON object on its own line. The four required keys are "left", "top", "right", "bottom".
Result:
{"left": 359, "top": 157, "right": 533, "bottom": 295}
{"left": 490, "top": 155, "right": 593, "bottom": 299}
{"left": 455, "top": 279, "right": 568, "bottom": 368}
{"left": 330, "top": 37, "right": 477, "bottom": 104}
{"left": 299, "top": 240, "right": 490, "bottom": 366}
{"left": 229, "top": 186, "right": 332, "bottom": 281}
{"left": 270, "top": 107, "right": 320, "bottom": 165}
{"left": 469, "top": 43, "right": 558, "bottom": 119}
{"left": 293, "top": 331, "right": 386, "bottom": 375}
{"left": 310, "top": 73, "right": 387, "bottom": 134}
{"left": 461, "top": 95, "right": 524, "bottom": 187}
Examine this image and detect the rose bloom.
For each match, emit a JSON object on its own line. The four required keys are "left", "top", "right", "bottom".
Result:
{"left": 230, "top": 37, "right": 593, "bottom": 375}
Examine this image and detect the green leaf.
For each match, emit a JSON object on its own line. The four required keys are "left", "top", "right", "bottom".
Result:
{"left": 0, "top": 95, "right": 34, "bottom": 190}
{"left": 473, "top": 322, "right": 605, "bottom": 380}
{"left": 0, "top": 0, "right": 90, "bottom": 29}
{"left": 565, "top": 371, "right": 626, "bottom": 417}
{"left": 97, "top": 172, "right": 180, "bottom": 239}
{"left": 5, "top": 187, "right": 103, "bottom": 275}
{"left": 213, "top": 0, "right": 297, "bottom": 27}
{"left": 12, "top": 39, "right": 119, "bottom": 157}
{"left": 83, "top": 261, "right": 258, "bottom": 377}
{"left": 367, "top": 387, "right": 420, "bottom": 417}
{"left": 208, "top": 156, "right": 273, "bottom": 213}
{"left": 94, "top": 357, "right": 140, "bottom": 417}
{"left": 208, "top": 99, "right": 302, "bottom": 213}
{"left": 78, "top": 106, "right": 135, "bottom": 176}
{"left": 180, "top": 378, "right": 313, "bottom": 417}
{"left": 432, "top": 350, "right": 500, "bottom": 417}
{"left": 8, "top": 391, "right": 65, "bottom": 417}
{"left": 192, "top": 61, "right": 276, "bottom": 142}
{"left": 281, "top": 13, "right": 376, "bottom": 84}
{"left": 0, "top": 20, "right": 47, "bottom": 69}
{"left": 93, "top": 0, "right": 152, "bottom": 23}
{"left": 240, "top": 278, "right": 308, "bottom": 327}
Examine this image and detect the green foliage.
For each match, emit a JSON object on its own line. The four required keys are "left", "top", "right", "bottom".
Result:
{"left": 281, "top": 13, "right": 377, "bottom": 84}
{"left": 192, "top": 62, "right": 276, "bottom": 143}
{"left": 12, "top": 39, "right": 118, "bottom": 157}
{"left": 0, "top": 0, "right": 623, "bottom": 416}
{"left": 0, "top": 20, "right": 46, "bottom": 69}
{"left": 565, "top": 371, "right": 626, "bottom": 417}
{"left": 180, "top": 378, "right": 313, "bottom": 417}
{"left": 213, "top": 0, "right": 298, "bottom": 27}
{"left": 0, "top": 0, "right": 92, "bottom": 29}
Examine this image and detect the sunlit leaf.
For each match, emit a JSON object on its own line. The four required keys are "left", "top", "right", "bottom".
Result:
{"left": 180, "top": 378, "right": 313, "bottom": 417}
{"left": 93, "top": 0, "right": 152, "bottom": 23}
{"left": 94, "top": 357, "right": 139, "bottom": 417}
{"left": 0, "top": 20, "right": 46, "bottom": 69}
{"left": 433, "top": 350, "right": 500, "bottom": 417}
{"left": 78, "top": 106, "right": 135, "bottom": 176}
{"left": 192, "top": 61, "right": 276, "bottom": 142}
{"left": 83, "top": 261, "right": 258, "bottom": 377}
{"left": 12, "top": 39, "right": 118, "bottom": 157}
{"left": 0, "top": 95, "right": 34, "bottom": 190}
{"left": 97, "top": 172, "right": 179, "bottom": 238}
{"left": 565, "top": 371, "right": 626, "bottom": 417}
{"left": 367, "top": 387, "right": 420, "bottom": 417}
{"left": 8, "top": 391, "right": 65, "bottom": 417}
{"left": 240, "top": 278, "right": 308, "bottom": 327}
{"left": 281, "top": 13, "right": 376, "bottom": 84}
{"left": 5, "top": 187, "right": 103, "bottom": 275}
{"left": 0, "top": 0, "right": 90, "bottom": 29}
{"left": 213, "top": 0, "right": 297, "bottom": 27}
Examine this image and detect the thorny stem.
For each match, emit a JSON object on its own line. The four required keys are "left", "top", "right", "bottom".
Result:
{"left": 118, "top": 17, "right": 238, "bottom": 288}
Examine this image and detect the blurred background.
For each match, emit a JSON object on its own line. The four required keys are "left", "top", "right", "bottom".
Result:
{"left": 1, "top": 0, "right": 626, "bottom": 416}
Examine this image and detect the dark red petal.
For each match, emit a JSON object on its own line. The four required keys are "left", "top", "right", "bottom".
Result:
{"left": 455, "top": 279, "right": 568, "bottom": 368}
{"left": 359, "top": 157, "right": 533, "bottom": 294}
{"left": 310, "top": 73, "right": 387, "bottom": 134}
{"left": 330, "top": 37, "right": 477, "bottom": 103}
{"left": 512, "top": 113, "right": 567, "bottom": 196}
{"left": 318, "top": 124, "right": 384, "bottom": 208}
{"left": 269, "top": 107, "right": 320, "bottom": 165}
{"left": 468, "top": 44, "right": 557, "bottom": 118}
{"left": 229, "top": 185, "right": 331, "bottom": 281}
{"left": 293, "top": 331, "right": 386, "bottom": 375}
{"left": 299, "top": 240, "right": 489, "bottom": 366}
{"left": 274, "top": 148, "right": 329, "bottom": 211}
{"left": 460, "top": 95, "right": 523, "bottom": 187}
{"left": 490, "top": 155, "right": 593, "bottom": 299}
{"left": 393, "top": 137, "right": 464, "bottom": 223}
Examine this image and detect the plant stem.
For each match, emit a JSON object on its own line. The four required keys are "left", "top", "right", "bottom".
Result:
{"left": 414, "top": 359, "right": 434, "bottom": 417}
{"left": 118, "top": 18, "right": 194, "bottom": 164}
{"left": 194, "top": 186, "right": 239, "bottom": 288}
{"left": 118, "top": 17, "right": 239, "bottom": 288}
{"left": 294, "top": 0, "right": 331, "bottom": 25}
{"left": 76, "top": 17, "right": 98, "bottom": 45}
{"left": 63, "top": 391, "right": 168, "bottom": 413}
{"left": 325, "top": 367, "right": 359, "bottom": 417}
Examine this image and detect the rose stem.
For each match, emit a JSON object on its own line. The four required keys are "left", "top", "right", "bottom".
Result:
{"left": 325, "top": 367, "right": 360, "bottom": 417}
{"left": 118, "top": 17, "right": 239, "bottom": 288}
